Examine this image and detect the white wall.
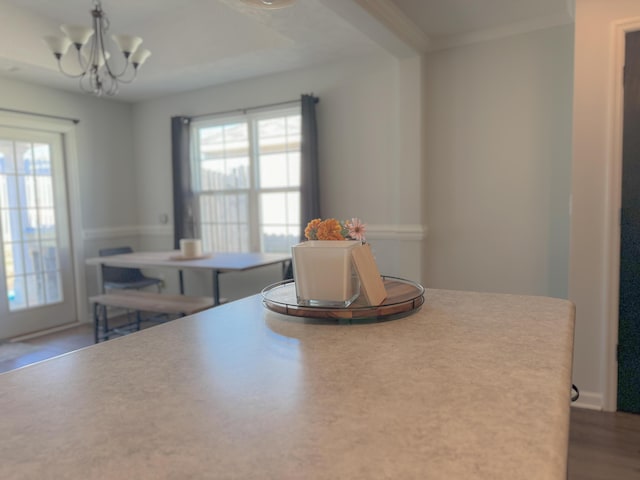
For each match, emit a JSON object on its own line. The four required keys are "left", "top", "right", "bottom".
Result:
{"left": 0, "top": 77, "right": 136, "bottom": 230}
{"left": 423, "top": 25, "right": 574, "bottom": 299}
{"left": 571, "top": 0, "right": 640, "bottom": 410}
{"left": 132, "top": 52, "right": 425, "bottom": 301}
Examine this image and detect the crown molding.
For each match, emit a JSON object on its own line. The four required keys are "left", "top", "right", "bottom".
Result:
{"left": 324, "top": 0, "right": 574, "bottom": 56}
{"left": 353, "top": 0, "right": 430, "bottom": 54}
{"left": 319, "top": 0, "right": 428, "bottom": 58}
{"left": 429, "top": 11, "right": 574, "bottom": 52}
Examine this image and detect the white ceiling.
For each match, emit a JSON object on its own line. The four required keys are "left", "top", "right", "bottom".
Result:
{"left": 0, "top": 0, "right": 573, "bottom": 102}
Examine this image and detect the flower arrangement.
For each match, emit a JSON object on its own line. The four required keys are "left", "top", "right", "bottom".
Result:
{"left": 304, "top": 217, "right": 367, "bottom": 243}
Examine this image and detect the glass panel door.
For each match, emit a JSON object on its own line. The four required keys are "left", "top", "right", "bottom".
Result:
{"left": 0, "top": 127, "right": 75, "bottom": 339}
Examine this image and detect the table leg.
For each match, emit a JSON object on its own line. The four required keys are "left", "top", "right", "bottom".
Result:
{"left": 94, "top": 303, "right": 108, "bottom": 343}
{"left": 212, "top": 270, "right": 220, "bottom": 306}
{"left": 97, "top": 264, "right": 105, "bottom": 293}
{"left": 282, "top": 259, "right": 292, "bottom": 279}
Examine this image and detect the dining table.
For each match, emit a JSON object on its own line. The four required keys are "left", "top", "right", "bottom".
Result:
{"left": 0, "top": 287, "right": 575, "bottom": 479}
{"left": 86, "top": 250, "right": 291, "bottom": 305}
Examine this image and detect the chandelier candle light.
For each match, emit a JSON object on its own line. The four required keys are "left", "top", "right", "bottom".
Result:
{"left": 43, "top": 0, "right": 151, "bottom": 97}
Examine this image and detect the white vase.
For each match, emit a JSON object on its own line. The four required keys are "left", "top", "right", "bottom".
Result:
{"left": 291, "top": 240, "right": 361, "bottom": 308}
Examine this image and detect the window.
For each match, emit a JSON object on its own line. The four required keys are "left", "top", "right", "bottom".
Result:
{"left": 190, "top": 106, "right": 301, "bottom": 253}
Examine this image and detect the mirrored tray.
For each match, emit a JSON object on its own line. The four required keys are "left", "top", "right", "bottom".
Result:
{"left": 261, "top": 276, "right": 425, "bottom": 323}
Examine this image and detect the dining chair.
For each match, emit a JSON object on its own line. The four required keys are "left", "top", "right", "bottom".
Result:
{"left": 98, "top": 246, "right": 163, "bottom": 292}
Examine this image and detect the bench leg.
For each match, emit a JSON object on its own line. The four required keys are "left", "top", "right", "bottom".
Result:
{"left": 213, "top": 270, "right": 221, "bottom": 306}
{"left": 93, "top": 303, "right": 110, "bottom": 343}
{"left": 93, "top": 303, "right": 99, "bottom": 343}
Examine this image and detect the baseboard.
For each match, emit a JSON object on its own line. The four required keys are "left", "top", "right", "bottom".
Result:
{"left": 10, "top": 321, "right": 87, "bottom": 342}
{"left": 571, "top": 390, "right": 603, "bottom": 411}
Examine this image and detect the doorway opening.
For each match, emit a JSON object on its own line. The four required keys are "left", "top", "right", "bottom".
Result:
{"left": 617, "top": 28, "right": 640, "bottom": 413}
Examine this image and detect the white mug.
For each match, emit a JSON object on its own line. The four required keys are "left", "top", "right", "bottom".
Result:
{"left": 180, "top": 238, "right": 202, "bottom": 258}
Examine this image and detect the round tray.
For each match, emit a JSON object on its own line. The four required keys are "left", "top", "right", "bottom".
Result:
{"left": 261, "top": 276, "right": 425, "bottom": 323}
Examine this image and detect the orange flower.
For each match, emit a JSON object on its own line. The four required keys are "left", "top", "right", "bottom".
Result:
{"left": 316, "top": 218, "right": 344, "bottom": 240}
{"left": 304, "top": 218, "right": 322, "bottom": 240}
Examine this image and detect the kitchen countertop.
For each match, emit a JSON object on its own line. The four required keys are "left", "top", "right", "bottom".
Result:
{"left": 0, "top": 288, "right": 575, "bottom": 479}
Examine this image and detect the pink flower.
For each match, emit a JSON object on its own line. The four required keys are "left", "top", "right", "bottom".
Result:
{"left": 347, "top": 217, "right": 366, "bottom": 243}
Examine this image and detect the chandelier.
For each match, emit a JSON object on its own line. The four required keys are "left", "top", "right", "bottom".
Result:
{"left": 43, "top": 0, "right": 151, "bottom": 97}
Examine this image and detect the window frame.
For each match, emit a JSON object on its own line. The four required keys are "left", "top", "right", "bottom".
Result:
{"left": 189, "top": 104, "right": 301, "bottom": 253}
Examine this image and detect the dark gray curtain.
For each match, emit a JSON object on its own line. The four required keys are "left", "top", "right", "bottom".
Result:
{"left": 299, "top": 94, "right": 321, "bottom": 240}
{"left": 171, "top": 116, "right": 194, "bottom": 249}
{"left": 285, "top": 94, "right": 320, "bottom": 279}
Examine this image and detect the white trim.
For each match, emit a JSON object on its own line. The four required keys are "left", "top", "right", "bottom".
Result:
{"left": 571, "top": 391, "right": 604, "bottom": 411}
{"left": 604, "top": 17, "right": 640, "bottom": 413}
{"left": 318, "top": 0, "right": 427, "bottom": 58}
{"left": 82, "top": 224, "right": 426, "bottom": 242}
{"left": 83, "top": 224, "right": 174, "bottom": 241}
{"left": 366, "top": 224, "right": 426, "bottom": 241}
{"left": 429, "top": 12, "right": 574, "bottom": 51}
{"left": 353, "top": 0, "right": 430, "bottom": 53}
{"left": 138, "top": 225, "right": 173, "bottom": 237}
{"left": 10, "top": 320, "right": 87, "bottom": 342}
{"left": 63, "top": 127, "right": 87, "bottom": 326}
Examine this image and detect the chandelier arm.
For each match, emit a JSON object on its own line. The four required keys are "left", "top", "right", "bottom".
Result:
{"left": 55, "top": 56, "right": 87, "bottom": 79}
{"left": 112, "top": 67, "right": 138, "bottom": 84}
{"left": 76, "top": 46, "right": 91, "bottom": 72}
{"left": 103, "top": 56, "right": 132, "bottom": 79}
{"left": 78, "top": 72, "right": 96, "bottom": 95}
{"left": 100, "top": 67, "right": 119, "bottom": 96}
{"left": 106, "top": 77, "right": 119, "bottom": 96}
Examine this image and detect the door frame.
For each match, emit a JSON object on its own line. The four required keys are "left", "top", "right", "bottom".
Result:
{"left": 0, "top": 111, "right": 87, "bottom": 331}
{"left": 604, "top": 18, "right": 640, "bottom": 411}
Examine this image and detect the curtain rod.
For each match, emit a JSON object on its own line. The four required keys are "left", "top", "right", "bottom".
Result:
{"left": 186, "top": 96, "right": 319, "bottom": 121}
{"left": 0, "top": 107, "right": 80, "bottom": 124}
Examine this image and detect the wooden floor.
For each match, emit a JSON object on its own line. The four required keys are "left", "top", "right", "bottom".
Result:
{"left": 568, "top": 406, "right": 640, "bottom": 479}
{"left": 1, "top": 326, "right": 640, "bottom": 479}
{"left": 0, "top": 323, "right": 95, "bottom": 374}
{"left": 0, "top": 314, "right": 154, "bottom": 374}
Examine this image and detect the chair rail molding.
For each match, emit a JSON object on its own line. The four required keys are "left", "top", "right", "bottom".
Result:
{"left": 365, "top": 224, "right": 427, "bottom": 241}
{"left": 82, "top": 225, "right": 173, "bottom": 240}
{"left": 83, "top": 224, "right": 426, "bottom": 242}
